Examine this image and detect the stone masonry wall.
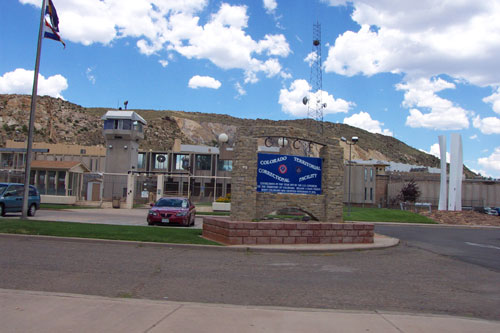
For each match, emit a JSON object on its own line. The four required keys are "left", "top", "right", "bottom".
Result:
{"left": 230, "top": 126, "right": 344, "bottom": 222}
{"left": 203, "top": 217, "right": 374, "bottom": 245}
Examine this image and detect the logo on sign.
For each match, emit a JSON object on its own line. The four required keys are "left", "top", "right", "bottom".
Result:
{"left": 278, "top": 164, "right": 288, "bottom": 174}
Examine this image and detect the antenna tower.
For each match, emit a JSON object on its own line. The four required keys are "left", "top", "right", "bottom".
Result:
{"left": 307, "top": 21, "right": 325, "bottom": 133}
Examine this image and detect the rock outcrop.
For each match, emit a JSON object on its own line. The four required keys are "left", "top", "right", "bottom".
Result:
{"left": 1, "top": 94, "right": 470, "bottom": 176}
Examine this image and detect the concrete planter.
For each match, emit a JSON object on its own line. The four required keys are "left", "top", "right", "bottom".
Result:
{"left": 212, "top": 202, "right": 231, "bottom": 211}
{"left": 41, "top": 195, "right": 77, "bottom": 205}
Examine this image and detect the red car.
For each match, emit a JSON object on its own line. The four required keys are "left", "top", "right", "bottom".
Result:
{"left": 147, "top": 197, "right": 196, "bottom": 226}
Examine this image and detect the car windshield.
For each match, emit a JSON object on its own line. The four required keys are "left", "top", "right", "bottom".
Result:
{"left": 156, "top": 198, "right": 187, "bottom": 208}
{"left": 0, "top": 184, "right": 7, "bottom": 195}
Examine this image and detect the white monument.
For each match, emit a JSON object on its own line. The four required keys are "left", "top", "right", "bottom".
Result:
{"left": 448, "top": 133, "right": 463, "bottom": 211}
{"left": 438, "top": 135, "right": 447, "bottom": 210}
{"left": 438, "top": 133, "right": 463, "bottom": 211}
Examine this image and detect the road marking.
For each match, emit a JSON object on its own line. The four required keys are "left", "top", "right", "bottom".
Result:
{"left": 268, "top": 263, "right": 298, "bottom": 267}
{"left": 465, "top": 242, "right": 500, "bottom": 250}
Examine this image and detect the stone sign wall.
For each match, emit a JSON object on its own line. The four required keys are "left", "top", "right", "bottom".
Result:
{"left": 230, "top": 126, "right": 344, "bottom": 222}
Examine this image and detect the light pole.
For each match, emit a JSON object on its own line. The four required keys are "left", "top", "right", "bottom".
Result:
{"left": 341, "top": 136, "right": 358, "bottom": 216}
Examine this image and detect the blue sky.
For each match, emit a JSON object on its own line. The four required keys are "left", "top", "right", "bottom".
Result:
{"left": 1, "top": 0, "right": 500, "bottom": 178}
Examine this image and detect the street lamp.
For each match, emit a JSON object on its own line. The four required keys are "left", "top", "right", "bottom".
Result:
{"left": 341, "top": 136, "right": 358, "bottom": 216}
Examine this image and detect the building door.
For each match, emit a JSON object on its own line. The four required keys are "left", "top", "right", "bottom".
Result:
{"left": 91, "top": 183, "right": 101, "bottom": 201}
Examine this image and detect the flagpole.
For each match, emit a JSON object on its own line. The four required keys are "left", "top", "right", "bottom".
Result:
{"left": 22, "top": 0, "right": 48, "bottom": 218}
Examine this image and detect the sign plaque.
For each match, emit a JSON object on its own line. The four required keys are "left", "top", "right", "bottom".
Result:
{"left": 256, "top": 153, "right": 322, "bottom": 195}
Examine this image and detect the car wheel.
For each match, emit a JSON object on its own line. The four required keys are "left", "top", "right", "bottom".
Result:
{"left": 0, "top": 204, "right": 5, "bottom": 217}
{"left": 147, "top": 218, "right": 153, "bottom": 225}
{"left": 27, "top": 204, "right": 36, "bottom": 217}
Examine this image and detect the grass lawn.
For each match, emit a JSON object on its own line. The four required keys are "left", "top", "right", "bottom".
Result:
{"left": 344, "top": 206, "right": 437, "bottom": 223}
{"left": 198, "top": 211, "right": 231, "bottom": 216}
{"left": 0, "top": 219, "right": 220, "bottom": 245}
{"left": 194, "top": 201, "right": 213, "bottom": 207}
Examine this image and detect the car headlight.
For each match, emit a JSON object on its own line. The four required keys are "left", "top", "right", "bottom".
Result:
{"left": 149, "top": 210, "right": 158, "bottom": 216}
{"left": 176, "top": 211, "right": 187, "bottom": 217}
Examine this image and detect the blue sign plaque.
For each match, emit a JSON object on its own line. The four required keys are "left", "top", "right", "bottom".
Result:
{"left": 256, "top": 153, "right": 322, "bottom": 195}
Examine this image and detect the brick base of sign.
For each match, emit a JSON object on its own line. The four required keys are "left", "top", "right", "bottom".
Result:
{"left": 202, "top": 217, "right": 374, "bottom": 245}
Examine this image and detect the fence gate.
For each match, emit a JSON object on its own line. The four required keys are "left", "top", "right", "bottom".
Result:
{"left": 134, "top": 175, "right": 158, "bottom": 204}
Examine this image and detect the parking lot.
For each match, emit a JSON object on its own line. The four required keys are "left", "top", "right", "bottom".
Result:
{"left": 25, "top": 208, "right": 204, "bottom": 229}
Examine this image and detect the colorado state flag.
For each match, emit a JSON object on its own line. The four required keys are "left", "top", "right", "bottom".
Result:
{"left": 44, "top": 0, "right": 65, "bottom": 47}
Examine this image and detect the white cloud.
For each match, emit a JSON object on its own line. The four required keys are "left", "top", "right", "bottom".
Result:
{"left": 262, "top": 0, "right": 283, "bottom": 29}
{"left": 20, "top": 1, "right": 290, "bottom": 84}
{"left": 320, "top": 0, "right": 349, "bottom": 6}
{"left": 86, "top": 67, "right": 96, "bottom": 84}
{"left": 396, "top": 77, "right": 470, "bottom": 130}
{"left": 278, "top": 79, "right": 353, "bottom": 117}
{"left": 470, "top": 168, "right": 492, "bottom": 178}
{"left": 304, "top": 52, "right": 318, "bottom": 67}
{"left": 169, "top": 3, "right": 290, "bottom": 83}
{"left": 0, "top": 68, "right": 68, "bottom": 98}
{"left": 256, "top": 34, "right": 290, "bottom": 57}
{"left": 469, "top": 134, "right": 478, "bottom": 140}
{"left": 22, "top": 0, "right": 208, "bottom": 46}
{"left": 323, "top": 1, "right": 500, "bottom": 87}
{"left": 483, "top": 87, "right": 500, "bottom": 114}
{"left": 322, "top": 1, "right": 500, "bottom": 134}
{"left": 158, "top": 59, "right": 168, "bottom": 67}
{"left": 188, "top": 75, "right": 221, "bottom": 89}
{"left": 343, "top": 111, "right": 393, "bottom": 136}
{"left": 263, "top": 0, "right": 277, "bottom": 14}
{"left": 473, "top": 115, "right": 500, "bottom": 135}
{"left": 234, "top": 82, "right": 246, "bottom": 98}
{"left": 478, "top": 147, "right": 500, "bottom": 174}
{"left": 420, "top": 143, "right": 450, "bottom": 163}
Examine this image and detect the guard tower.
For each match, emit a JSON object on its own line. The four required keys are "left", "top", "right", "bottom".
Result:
{"left": 101, "top": 110, "right": 147, "bottom": 200}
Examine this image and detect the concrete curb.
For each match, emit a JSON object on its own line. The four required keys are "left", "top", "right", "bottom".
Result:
{"left": 226, "top": 234, "right": 399, "bottom": 253}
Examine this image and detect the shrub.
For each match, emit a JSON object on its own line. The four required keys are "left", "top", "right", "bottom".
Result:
{"left": 399, "top": 179, "right": 421, "bottom": 203}
{"left": 216, "top": 193, "right": 231, "bottom": 202}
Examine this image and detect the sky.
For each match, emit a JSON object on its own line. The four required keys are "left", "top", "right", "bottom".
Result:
{"left": 1, "top": 0, "right": 500, "bottom": 178}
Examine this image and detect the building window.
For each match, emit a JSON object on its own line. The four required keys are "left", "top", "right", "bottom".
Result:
{"left": 370, "top": 168, "right": 373, "bottom": 181}
{"left": 364, "top": 187, "right": 367, "bottom": 201}
{"left": 217, "top": 160, "right": 233, "bottom": 171}
{"left": 364, "top": 168, "right": 367, "bottom": 181}
{"left": 57, "top": 171, "right": 66, "bottom": 195}
{"left": 133, "top": 121, "right": 143, "bottom": 133}
{"left": 103, "top": 120, "right": 114, "bottom": 129}
{"left": 2, "top": 154, "right": 13, "bottom": 168}
{"left": 80, "top": 149, "right": 86, "bottom": 154}
{"left": 137, "top": 153, "right": 146, "bottom": 169}
{"left": 48, "top": 171, "right": 56, "bottom": 195}
{"left": 196, "top": 155, "right": 211, "bottom": 171}
{"left": 104, "top": 119, "right": 132, "bottom": 130}
{"left": 153, "top": 154, "right": 168, "bottom": 170}
{"left": 122, "top": 120, "right": 132, "bottom": 130}
{"left": 175, "top": 154, "right": 190, "bottom": 170}
{"left": 370, "top": 187, "right": 373, "bottom": 201}
{"left": 37, "top": 171, "right": 46, "bottom": 194}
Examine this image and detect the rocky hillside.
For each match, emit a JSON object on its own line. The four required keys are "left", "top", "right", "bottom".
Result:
{"left": 0, "top": 94, "right": 468, "bottom": 175}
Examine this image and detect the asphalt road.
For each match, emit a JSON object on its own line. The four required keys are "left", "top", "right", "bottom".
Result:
{"left": 375, "top": 224, "right": 500, "bottom": 272}
{"left": 1, "top": 234, "right": 499, "bottom": 320}
{"left": 2, "top": 209, "right": 500, "bottom": 320}
{"left": 26, "top": 208, "right": 204, "bottom": 228}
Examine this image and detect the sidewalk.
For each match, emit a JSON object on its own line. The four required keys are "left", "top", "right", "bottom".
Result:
{"left": 1, "top": 289, "right": 498, "bottom": 333}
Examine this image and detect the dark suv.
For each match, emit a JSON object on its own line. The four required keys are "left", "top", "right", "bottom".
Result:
{"left": 0, "top": 183, "right": 41, "bottom": 217}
